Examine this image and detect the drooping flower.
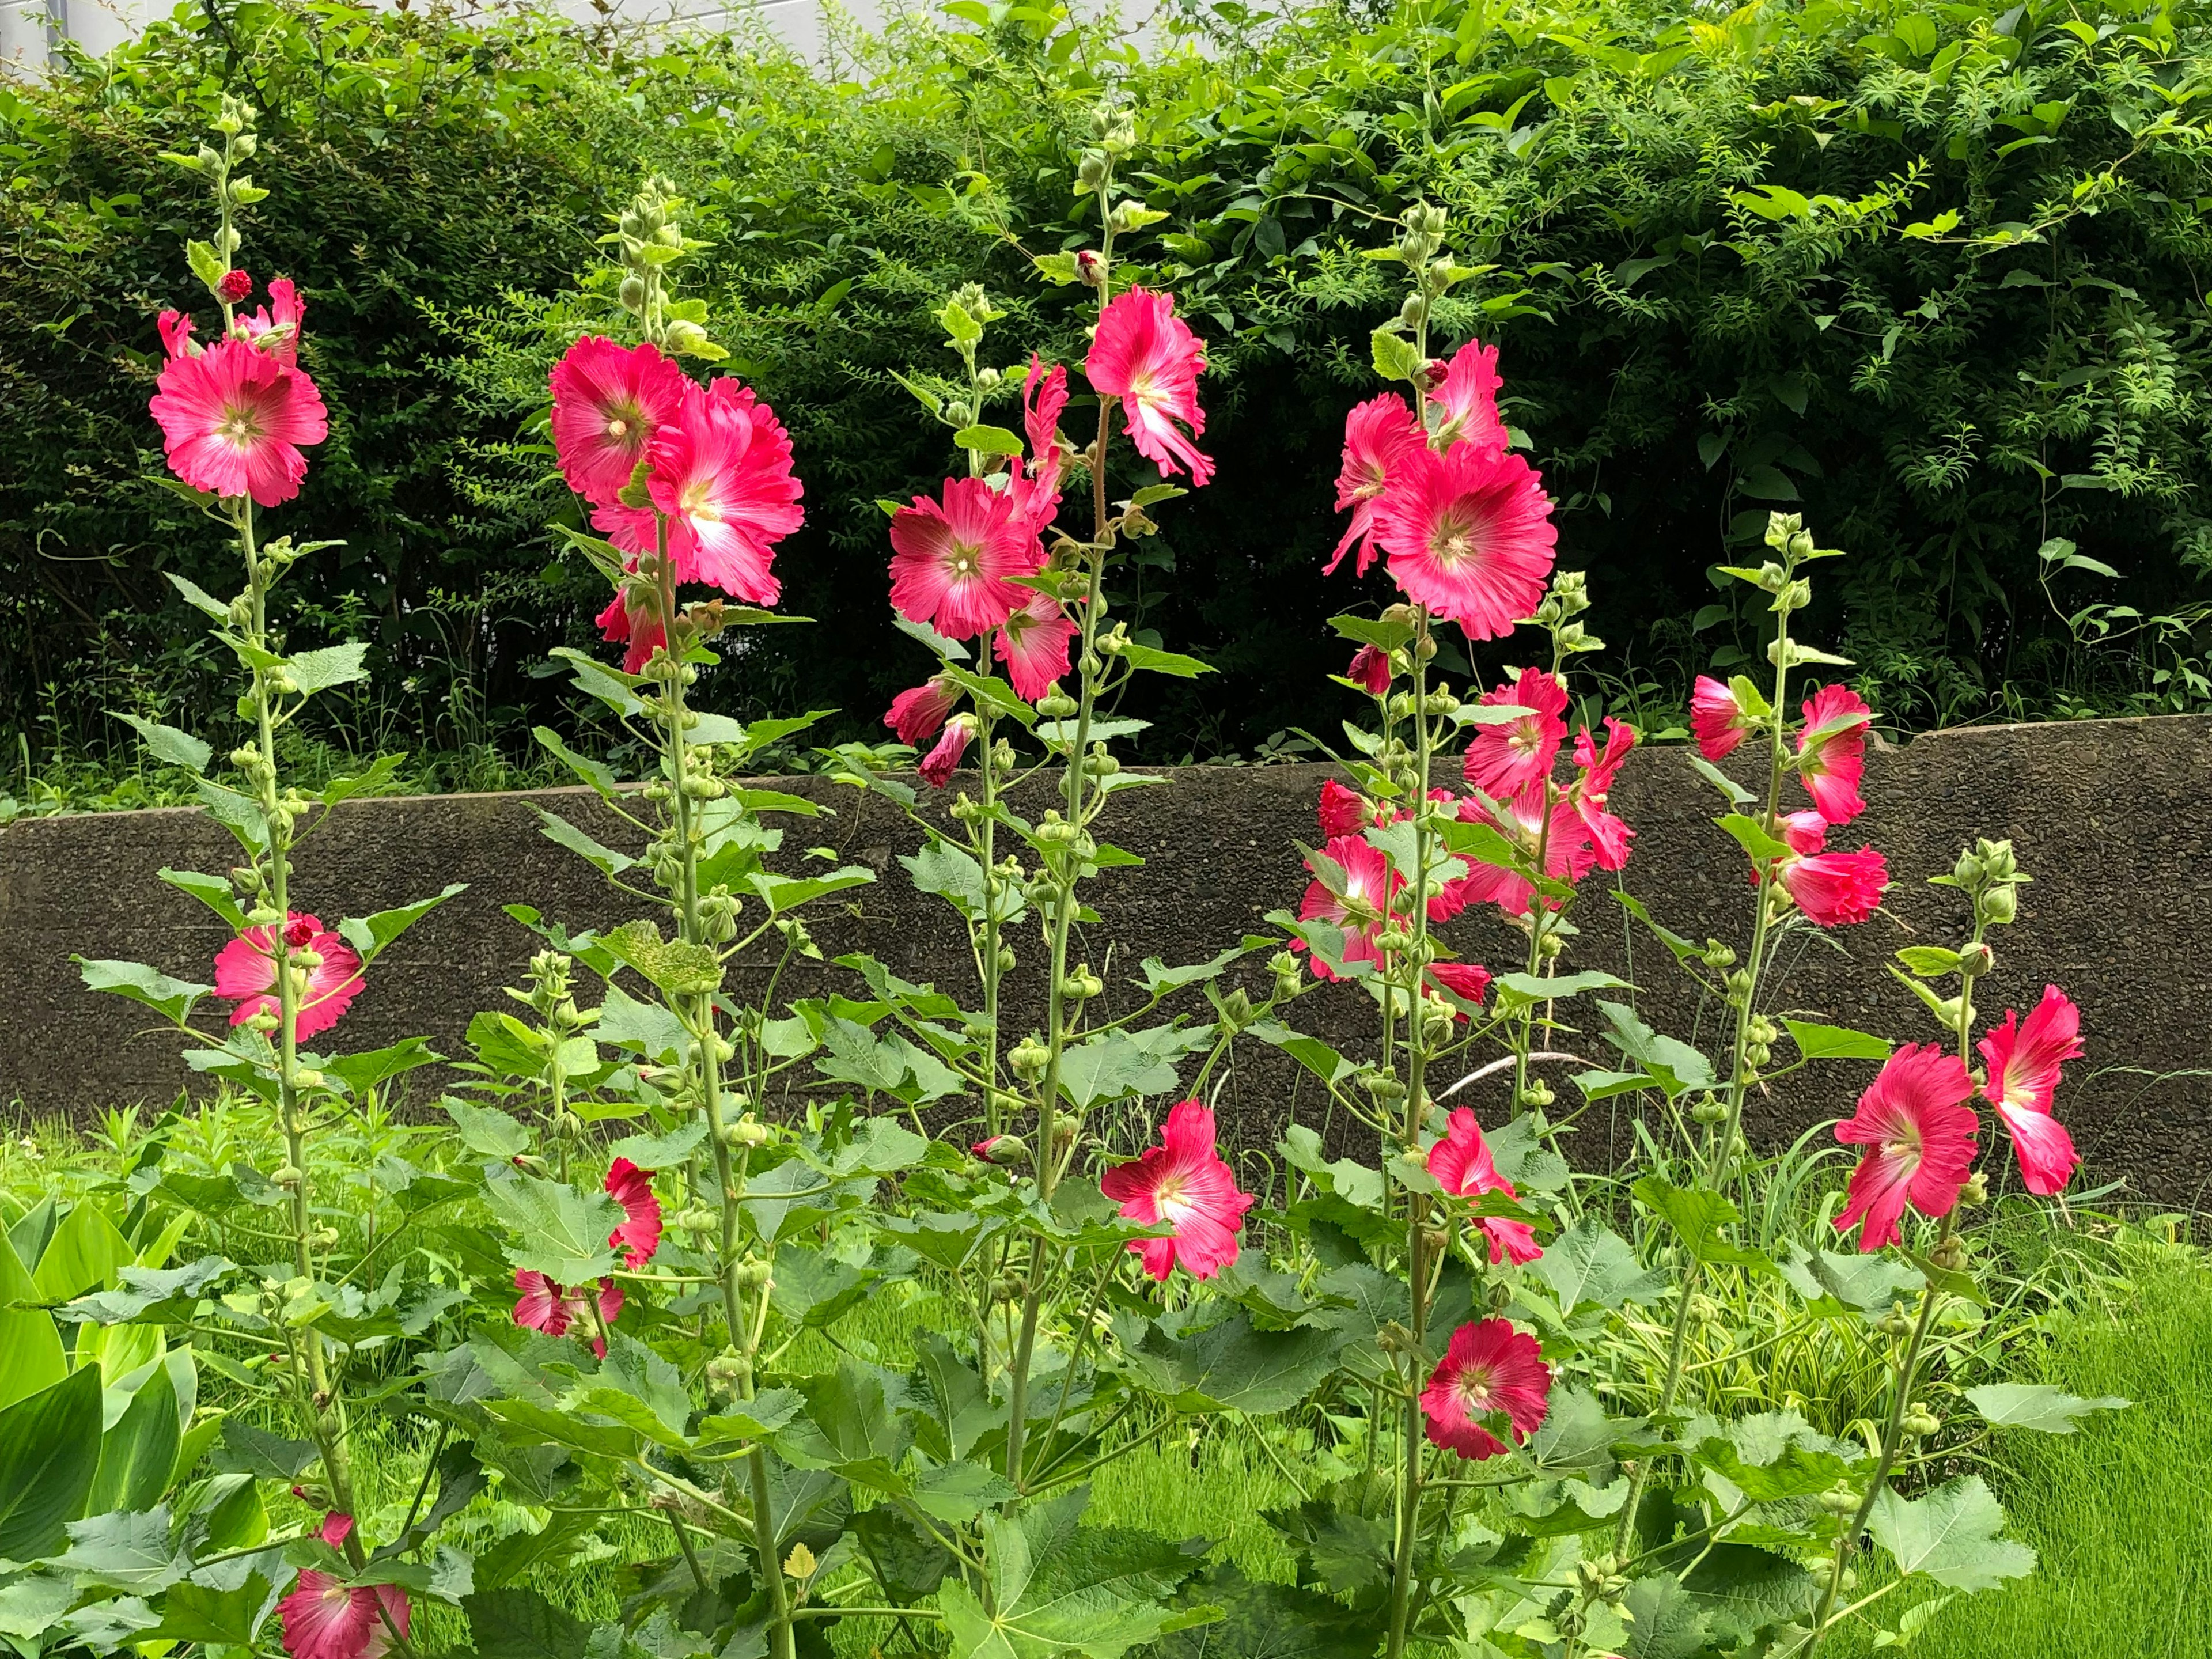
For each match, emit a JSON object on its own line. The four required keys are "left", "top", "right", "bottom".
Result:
{"left": 1420, "top": 1319, "right": 1551, "bottom": 1460}
{"left": 1296, "top": 833, "right": 1403, "bottom": 978}
{"left": 595, "top": 582, "right": 665, "bottom": 675}
{"left": 1022, "top": 354, "right": 1071, "bottom": 503}
{"left": 1776, "top": 844, "right": 1888, "bottom": 927}
{"left": 1346, "top": 643, "right": 1393, "bottom": 697}
{"left": 1425, "top": 339, "right": 1509, "bottom": 456}
{"left": 278, "top": 1512, "right": 411, "bottom": 1659}
{"left": 1328, "top": 394, "right": 1423, "bottom": 575}
{"left": 151, "top": 336, "right": 329, "bottom": 507}
{"left": 549, "top": 335, "right": 687, "bottom": 508}
{"left": 1449, "top": 790, "right": 1597, "bottom": 918}
{"left": 158, "top": 309, "right": 196, "bottom": 359}
{"left": 919, "top": 713, "right": 978, "bottom": 789}
{"left": 1979, "top": 986, "right": 2084, "bottom": 1196}
{"left": 1086, "top": 287, "right": 1213, "bottom": 486}
{"left": 1834, "top": 1044, "right": 1980, "bottom": 1252}
{"left": 605, "top": 1157, "right": 662, "bottom": 1268}
{"left": 1569, "top": 718, "right": 1637, "bottom": 872}
{"left": 1318, "top": 778, "right": 1373, "bottom": 838}
{"left": 1462, "top": 668, "right": 1568, "bottom": 801}
{"left": 888, "top": 476, "right": 1044, "bottom": 639}
{"left": 1797, "top": 684, "right": 1873, "bottom": 826}
{"left": 1099, "top": 1099, "right": 1256, "bottom": 1281}
{"left": 1372, "top": 441, "right": 1556, "bottom": 638}
{"left": 511, "top": 1269, "right": 623, "bottom": 1358}
{"left": 1426, "top": 1107, "right": 1540, "bottom": 1265}
{"left": 995, "top": 588, "right": 1080, "bottom": 702}
{"left": 214, "top": 912, "right": 363, "bottom": 1043}
{"left": 240, "top": 276, "right": 305, "bottom": 370}
{"left": 885, "top": 676, "right": 961, "bottom": 747}
{"left": 1691, "top": 675, "right": 1753, "bottom": 763}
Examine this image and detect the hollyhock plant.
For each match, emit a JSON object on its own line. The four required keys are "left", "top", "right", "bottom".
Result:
{"left": 605, "top": 1157, "right": 662, "bottom": 1267}
{"left": 278, "top": 1513, "right": 410, "bottom": 1659}
{"left": 1371, "top": 440, "right": 1556, "bottom": 637}
{"left": 1328, "top": 393, "right": 1422, "bottom": 575}
{"left": 1297, "top": 834, "right": 1404, "bottom": 976}
{"left": 550, "top": 335, "right": 686, "bottom": 507}
{"left": 995, "top": 588, "right": 1080, "bottom": 702}
{"left": 151, "top": 335, "right": 329, "bottom": 507}
{"left": 1426, "top": 1108, "right": 1540, "bottom": 1264}
{"left": 1797, "top": 684, "right": 1873, "bottom": 825}
{"left": 1420, "top": 1319, "right": 1552, "bottom": 1460}
{"left": 1462, "top": 667, "right": 1567, "bottom": 800}
{"left": 1099, "top": 1099, "right": 1256, "bottom": 1281}
{"left": 888, "top": 477, "right": 1043, "bottom": 639}
{"left": 1980, "top": 986, "right": 2085, "bottom": 1195}
{"left": 1424, "top": 339, "right": 1509, "bottom": 454}
{"left": 1835, "top": 1044, "right": 1980, "bottom": 1251}
{"left": 1086, "top": 287, "right": 1213, "bottom": 486}
{"left": 1691, "top": 675, "right": 1754, "bottom": 762}
{"left": 885, "top": 676, "right": 961, "bottom": 747}
{"left": 919, "top": 713, "right": 978, "bottom": 789}
{"left": 512, "top": 1268, "right": 624, "bottom": 1358}
{"left": 1346, "top": 643, "right": 1393, "bottom": 697}
{"left": 214, "top": 913, "right": 363, "bottom": 1043}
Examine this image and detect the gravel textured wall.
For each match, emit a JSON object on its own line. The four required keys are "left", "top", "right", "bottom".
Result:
{"left": 2, "top": 715, "right": 2206, "bottom": 1206}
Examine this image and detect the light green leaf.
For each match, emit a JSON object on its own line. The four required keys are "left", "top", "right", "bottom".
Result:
{"left": 1118, "top": 643, "right": 1213, "bottom": 677}
{"left": 113, "top": 713, "right": 210, "bottom": 773}
{"left": 955, "top": 424, "right": 1027, "bottom": 457}
{"left": 1528, "top": 1218, "right": 1665, "bottom": 1312}
{"left": 1867, "top": 1475, "right": 2037, "bottom": 1590}
{"left": 0, "top": 1366, "right": 104, "bottom": 1560}
{"left": 1631, "top": 1177, "right": 1774, "bottom": 1274}
{"left": 338, "top": 884, "right": 466, "bottom": 964}
{"left": 1782, "top": 1020, "right": 1893, "bottom": 1061}
{"left": 1963, "top": 1384, "right": 2128, "bottom": 1434}
{"left": 285, "top": 642, "right": 372, "bottom": 695}
{"left": 77, "top": 958, "right": 211, "bottom": 1025}
{"left": 482, "top": 1169, "right": 623, "bottom": 1284}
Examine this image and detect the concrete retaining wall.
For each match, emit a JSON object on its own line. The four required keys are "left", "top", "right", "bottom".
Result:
{"left": 2, "top": 717, "right": 2207, "bottom": 1205}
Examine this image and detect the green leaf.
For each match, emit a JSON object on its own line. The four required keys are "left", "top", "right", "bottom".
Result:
{"left": 1777, "top": 1244, "right": 1923, "bottom": 1316}
{"left": 955, "top": 424, "right": 1028, "bottom": 457}
{"left": 158, "top": 868, "right": 248, "bottom": 931}
{"left": 1963, "top": 1384, "right": 2128, "bottom": 1434}
{"left": 30, "top": 1203, "right": 130, "bottom": 1304}
{"left": 1782, "top": 1020, "right": 1893, "bottom": 1061}
{"left": 1714, "top": 812, "right": 1791, "bottom": 862}
{"left": 1621, "top": 1573, "right": 1709, "bottom": 1659}
{"left": 482, "top": 1168, "right": 624, "bottom": 1283}
{"left": 338, "top": 884, "right": 466, "bottom": 964}
{"left": 285, "top": 642, "right": 372, "bottom": 695}
{"left": 1528, "top": 1218, "right": 1665, "bottom": 1312}
{"left": 54, "top": 1505, "right": 188, "bottom": 1593}
{"left": 1631, "top": 1177, "right": 1774, "bottom": 1274}
{"left": 1685, "top": 754, "right": 1757, "bottom": 806}
{"left": 608, "top": 1120, "right": 707, "bottom": 1171}
{"left": 185, "top": 238, "right": 226, "bottom": 293}
{"left": 0, "top": 1365, "right": 104, "bottom": 1560}
{"left": 1896, "top": 946, "right": 1962, "bottom": 979}
{"left": 532, "top": 727, "right": 621, "bottom": 796}
{"left": 0, "top": 1229, "right": 66, "bottom": 1414}
{"left": 1112, "top": 1310, "right": 1342, "bottom": 1414}
{"left": 88, "top": 1359, "right": 180, "bottom": 1514}
{"left": 77, "top": 958, "right": 211, "bottom": 1025}
{"left": 1327, "top": 613, "right": 1416, "bottom": 652}
{"left": 213, "top": 1418, "right": 318, "bottom": 1480}
{"left": 319, "top": 751, "right": 406, "bottom": 808}
{"left": 1146, "top": 1563, "right": 1372, "bottom": 1657}
{"left": 1118, "top": 643, "right": 1213, "bottom": 677}
{"left": 463, "top": 1587, "right": 590, "bottom": 1659}
{"left": 113, "top": 713, "right": 210, "bottom": 772}
{"left": 146, "top": 1573, "right": 275, "bottom": 1645}
{"left": 1867, "top": 1475, "right": 2037, "bottom": 1590}
{"left": 445, "top": 1098, "right": 532, "bottom": 1160}
{"left": 1369, "top": 325, "right": 1423, "bottom": 384}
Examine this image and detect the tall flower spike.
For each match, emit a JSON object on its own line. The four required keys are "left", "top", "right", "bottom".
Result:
{"left": 1834, "top": 1044, "right": 1979, "bottom": 1252}
{"left": 151, "top": 336, "right": 328, "bottom": 507}
{"left": 1329, "top": 394, "right": 1423, "bottom": 575}
{"left": 1086, "top": 287, "right": 1213, "bottom": 486}
{"left": 549, "top": 336, "right": 687, "bottom": 508}
{"left": 1979, "top": 986, "right": 2084, "bottom": 1196}
{"left": 1796, "top": 683, "right": 1873, "bottom": 826}
{"left": 888, "top": 477, "right": 1044, "bottom": 639}
{"left": 1419, "top": 1319, "right": 1551, "bottom": 1461}
{"left": 1099, "top": 1099, "right": 1256, "bottom": 1281}
{"left": 1463, "top": 667, "right": 1567, "bottom": 801}
{"left": 1372, "top": 440, "right": 1557, "bottom": 638}
{"left": 1426, "top": 1108, "right": 1540, "bottom": 1265}
{"left": 1425, "top": 339, "right": 1509, "bottom": 455}
{"left": 214, "top": 912, "right": 363, "bottom": 1043}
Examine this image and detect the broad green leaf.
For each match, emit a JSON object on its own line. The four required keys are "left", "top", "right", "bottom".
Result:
{"left": 157, "top": 868, "right": 248, "bottom": 931}
{"left": 113, "top": 712, "right": 210, "bottom": 772}
{"left": 463, "top": 1587, "right": 590, "bottom": 1659}
{"left": 534, "top": 807, "right": 637, "bottom": 877}
{"left": 1528, "top": 1218, "right": 1664, "bottom": 1312}
{"left": 608, "top": 1120, "right": 707, "bottom": 1171}
{"left": 1714, "top": 812, "right": 1791, "bottom": 862}
{"left": 1777, "top": 1244, "right": 1923, "bottom": 1316}
{"left": 0, "top": 1230, "right": 67, "bottom": 1412}
{"left": 482, "top": 1169, "right": 624, "bottom": 1283}
{"left": 1867, "top": 1475, "right": 2037, "bottom": 1590}
{"left": 1963, "top": 1383, "right": 2128, "bottom": 1435}
{"left": 145, "top": 1573, "right": 275, "bottom": 1645}
{"left": 88, "top": 1359, "right": 180, "bottom": 1514}
{"left": 77, "top": 958, "right": 211, "bottom": 1025}
{"left": 1783, "top": 1020, "right": 1892, "bottom": 1061}
{"left": 285, "top": 642, "right": 372, "bottom": 695}
{"left": 1118, "top": 642, "right": 1213, "bottom": 677}
{"left": 213, "top": 1418, "right": 318, "bottom": 1480}
{"left": 532, "top": 727, "right": 620, "bottom": 796}
{"left": 1622, "top": 1572, "right": 1709, "bottom": 1659}
{"left": 1112, "top": 1310, "right": 1342, "bottom": 1414}
{"left": 954, "top": 423, "right": 1027, "bottom": 456}
{"left": 0, "top": 1365, "right": 104, "bottom": 1560}
{"left": 445, "top": 1098, "right": 533, "bottom": 1160}
{"left": 1146, "top": 1563, "right": 1372, "bottom": 1657}
{"left": 1896, "top": 946, "right": 1962, "bottom": 979}
{"left": 53, "top": 1505, "right": 188, "bottom": 1593}
{"left": 1631, "top": 1177, "right": 1774, "bottom": 1274}
{"left": 338, "top": 884, "right": 467, "bottom": 963}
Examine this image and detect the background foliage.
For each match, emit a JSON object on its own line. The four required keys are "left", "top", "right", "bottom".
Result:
{"left": 9, "top": 0, "right": 2212, "bottom": 780}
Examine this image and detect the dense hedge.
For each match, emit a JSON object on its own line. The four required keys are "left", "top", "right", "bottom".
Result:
{"left": 8, "top": 0, "right": 2212, "bottom": 766}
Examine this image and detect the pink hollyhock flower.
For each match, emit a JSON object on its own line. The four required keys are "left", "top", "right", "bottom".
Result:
{"left": 1569, "top": 718, "right": 1637, "bottom": 872}
{"left": 1328, "top": 394, "right": 1423, "bottom": 575}
{"left": 888, "top": 476, "right": 1043, "bottom": 639}
{"left": 885, "top": 676, "right": 960, "bottom": 746}
{"left": 1372, "top": 441, "right": 1556, "bottom": 637}
{"left": 1086, "top": 288, "right": 1213, "bottom": 486}
{"left": 595, "top": 582, "right": 665, "bottom": 675}
{"left": 995, "top": 588, "right": 1079, "bottom": 702}
{"left": 550, "top": 336, "right": 687, "bottom": 508}
{"left": 1022, "top": 354, "right": 1071, "bottom": 502}
{"left": 605, "top": 1157, "right": 661, "bottom": 1268}
{"left": 1426, "top": 961, "right": 1493, "bottom": 1010}
{"left": 278, "top": 1513, "right": 410, "bottom": 1659}
{"left": 512, "top": 1269, "right": 623, "bottom": 1358}
{"left": 1426, "top": 1108, "right": 1541, "bottom": 1266}
{"left": 1980, "top": 986, "right": 2084, "bottom": 1196}
{"left": 1099, "top": 1099, "right": 1256, "bottom": 1281}
{"left": 215, "top": 913, "right": 363, "bottom": 1043}
{"left": 1318, "top": 778, "right": 1372, "bottom": 837}
{"left": 1463, "top": 668, "right": 1567, "bottom": 801}
{"left": 1450, "top": 791, "right": 1597, "bottom": 918}
{"left": 158, "top": 309, "right": 196, "bottom": 359}
{"left": 1797, "top": 684, "right": 1872, "bottom": 826}
{"left": 240, "top": 276, "right": 305, "bottom": 370}
{"left": 1425, "top": 339, "right": 1509, "bottom": 455}
{"left": 1296, "top": 833, "right": 1403, "bottom": 978}
{"left": 1346, "top": 643, "right": 1393, "bottom": 697}
{"left": 1835, "top": 1044, "right": 1980, "bottom": 1252}
{"left": 1691, "top": 675, "right": 1753, "bottom": 762}
{"left": 972, "top": 1134, "right": 1028, "bottom": 1166}
{"left": 1420, "top": 1319, "right": 1551, "bottom": 1460}
{"left": 1777, "top": 844, "right": 1887, "bottom": 927}
{"left": 919, "top": 713, "right": 978, "bottom": 789}
{"left": 1779, "top": 808, "right": 1828, "bottom": 856}
{"left": 151, "top": 336, "right": 329, "bottom": 507}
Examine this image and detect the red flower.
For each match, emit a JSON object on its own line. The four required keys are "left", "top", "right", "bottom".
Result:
{"left": 1778, "top": 809, "right": 1828, "bottom": 855}
{"left": 240, "top": 276, "right": 305, "bottom": 370}
{"left": 1426, "top": 961, "right": 1493, "bottom": 1010}
{"left": 919, "top": 713, "right": 978, "bottom": 789}
{"left": 1317, "top": 779, "right": 1373, "bottom": 837}
{"left": 595, "top": 582, "right": 665, "bottom": 675}
{"left": 888, "top": 476, "right": 1044, "bottom": 639}
{"left": 1346, "top": 643, "right": 1393, "bottom": 697}
{"left": 1691, "top": 675, "right": 1752, "bottom": 762}
{"left": 605, "top": 1157, "right": 662, "bottom": 1268}
{"left": 1427, "top": 1107, "right": 1540, "bottom": 1265}
{"left": 1979, "top": 986, "right": 2084, "bottom": 1196}
{"left": 150, "top": 336, "right": 328, "bottom": 507}
{"left": 995, "top": 589, "right": 1080, "bottom": 702}
{"left": 1099, "top": 1099, "right": 1256, "bottom": 1281}
{"left": 549, "top": 336, "right": 687, "bottom": 508}
{"left": 1022, "top": 354, "right": 1071, "bottom": 504}
{"left": 217, "top": 267, "right": 253, "bottom": 304}
{"left": 1777, "top": 844, "right": 1887, "bottom": 927}
{"left": 278, "top": 1513, "right": 410, "bottom": 1659}
{"left": 1328, "top": 394, "right": 1422, "bottom": 575}
{"left": 1087, "top": 288, "right": 1213, "bottom": 486}
{"left": 1835, "top": 1044, "right": 1980, "bottom": 1252}
{"left": 1425, "top": 339, "right": 1509, "bottom": 455}
{"left": 512, "top": 1269, "right": 623, "bottom": 1358}
{"left": 1449, "top": 791, "right": 1597, "bottom": 918}
{"left": 885, "top": 676, "right": 960, "bottom": 747}
{"left": 1463, "top": 668, "right": 1567, "bottom": 801}
{"left": 1420, "top": 1319, "right": 1551, "bottom": 1460}
{"left": 1372, "top": 441, "right": 1556, "bottom": 638}
{"left": 158, "top": 309, "right": 196, "bottom": 359}
{"left": 214, "top": 912, "right": 363, "bottom": 1043}
{"left": 1796, "top": 684, "right": 1872, "bottom": 826}
{"left": 1569, "top": 717, "right": 1637, "bottom": 872}
{"left": 1297, "top": 833, "right": 1403, "bottom": 978}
